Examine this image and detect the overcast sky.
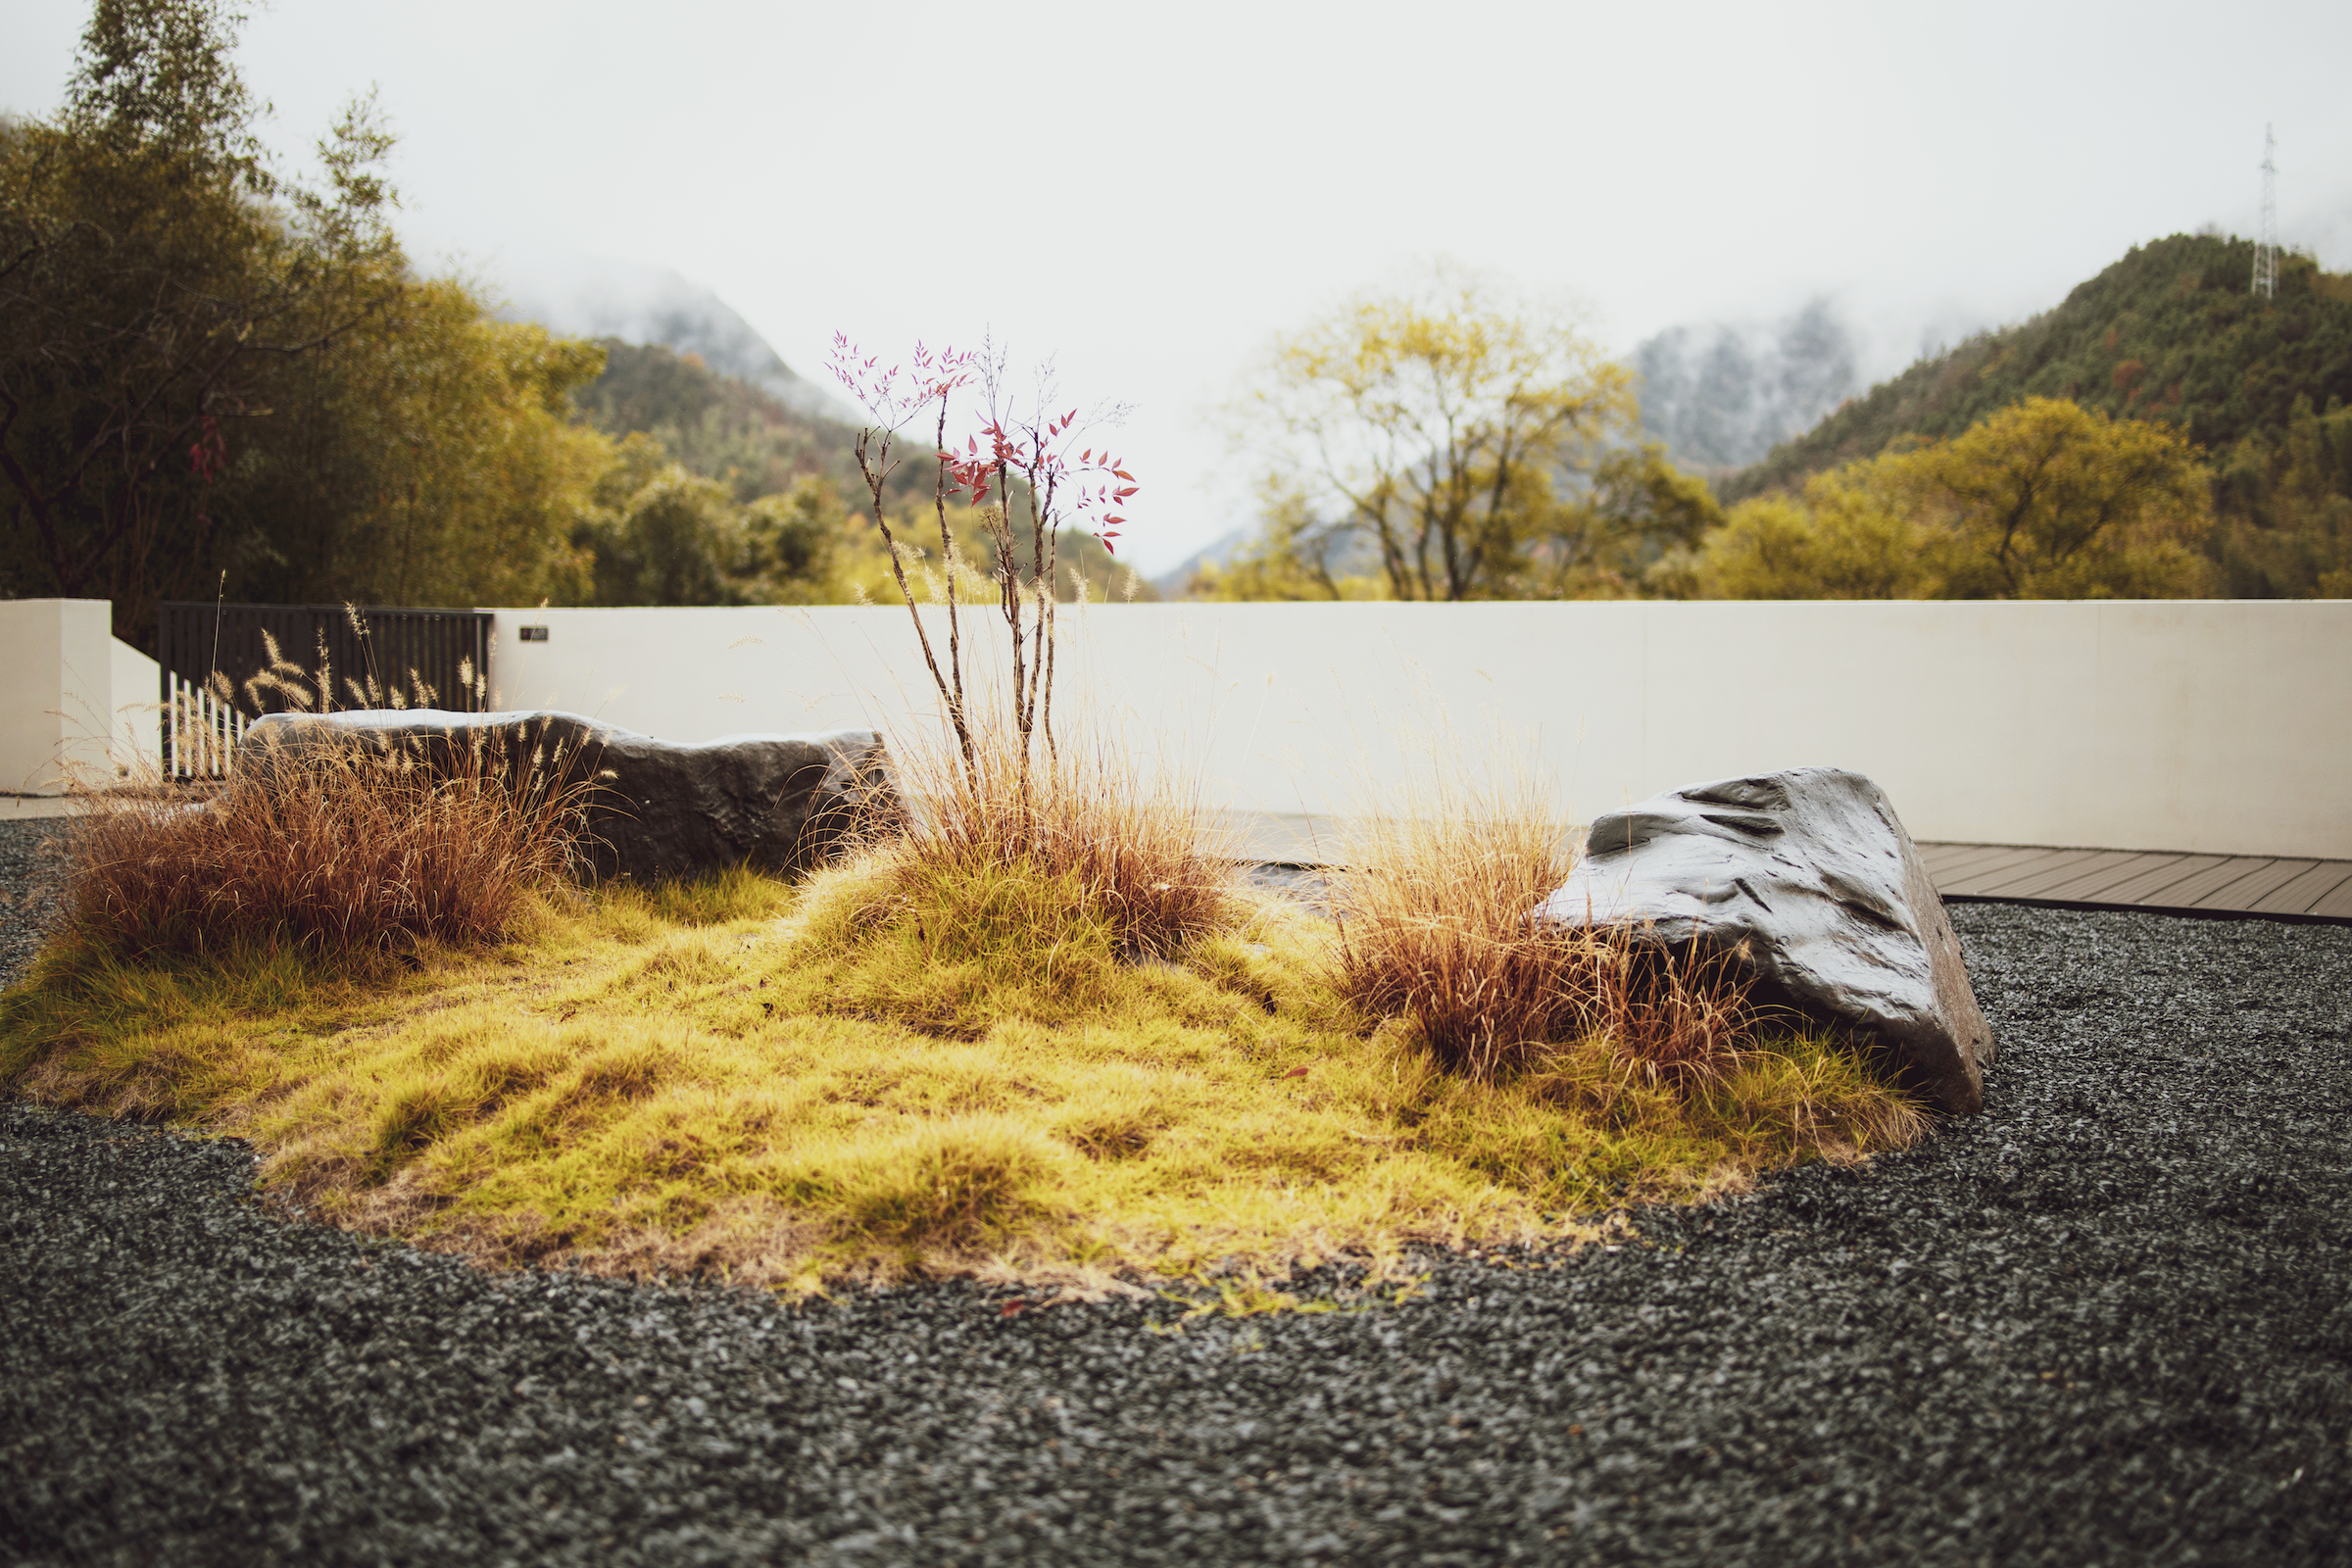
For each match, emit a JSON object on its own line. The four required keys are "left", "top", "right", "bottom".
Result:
{"left": 6, "top": 0, "right": 2349, "bottom": 572}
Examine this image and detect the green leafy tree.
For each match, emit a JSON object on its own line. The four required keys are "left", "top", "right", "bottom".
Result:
{"left": 742, "top": 476, "right": 845, "bottom": 604}
{"left": 0, "top": 0, "right": 403, "bottom": 642}
{"left": 572, "top": 434, "right": 749, "bottom": 607}
{"left": 1534, "top": 441, "right": 1725, "bottom": 597}
{"left": 237, "top": 280, "right": 610, "bottom": 608}
{"left": 2211, "top": 395, "right": 2352, "bottom": 597}
{"left": 1189, "top": 482, "right": 1392, "bottom": 600}
{"left": 1902, "top": 397, "right": 2214, "bottom": 597}
{"left": 1650, "top": 477, "right": 1931, "bottom": 600}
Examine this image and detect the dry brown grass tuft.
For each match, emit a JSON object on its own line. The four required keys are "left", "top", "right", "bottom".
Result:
{"left": 1335, "top": 746, "right": 1780, "bottom": 1091}
{"left": 61, "top": 719, "right": 595, "bottom": 960}
{"left": 873, "top": 711, "right": 1237, "bottom": 961}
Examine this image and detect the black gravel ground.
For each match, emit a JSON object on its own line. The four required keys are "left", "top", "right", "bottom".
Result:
{"left": 4, "top": 818, "right": 2349, "bottom": 1566}
{"left": 0, "top": 814, "right": 68, "bottom": 988}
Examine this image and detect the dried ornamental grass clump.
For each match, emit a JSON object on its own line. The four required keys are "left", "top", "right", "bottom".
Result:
{"left": 1332, "top": 744, "right": 1929, "bottom": 1151}
{"left": 61, "top": 720, "right": 594, "bottom": 959}
{"left": 59, "top": 636, "right": 599, "bottom": 961}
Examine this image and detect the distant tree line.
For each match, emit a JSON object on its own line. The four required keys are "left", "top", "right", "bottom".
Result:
{"left": 1196, "top": 264, "right": 1722, "bottom": 602}
{"left": 17, "top": 4, "right": 2337, "bottom": 630}
{"left": 0, "top": 0, "right": 1148, "bottom": 653}
{"left": 0, "top": 0, "right": 617, "bottom": 646}
{"left": 1198, "top": 239, "right": 2352, "bottom": 603}
{"left": 1712, "top": 233, "right": 2352, "bottom": 599}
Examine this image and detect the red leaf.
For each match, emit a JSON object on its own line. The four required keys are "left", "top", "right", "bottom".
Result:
{"left": 1000, "top": 1299, "right": 1030, "bottom": 1318}
{"left": 1279, "top": 1065, "right": 1308, "bottom": 1079}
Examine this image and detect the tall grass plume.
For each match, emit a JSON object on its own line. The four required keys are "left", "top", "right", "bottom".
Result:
{"left": 59, "top": 637, "right": 597, "bottom": 960}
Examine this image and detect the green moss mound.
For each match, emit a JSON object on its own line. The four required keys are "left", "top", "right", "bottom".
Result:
{"left": 0, "top": 855, "right": 1927, "bottom": 1294}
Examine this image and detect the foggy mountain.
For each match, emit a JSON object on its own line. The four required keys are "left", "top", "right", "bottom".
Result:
{"left": 495, "top": 257, "right": 850, "bottom": 421}
{"left": 1629, "top": 299, "right": 1862, "bottom": 473}
{"left": 1149, "top": 526, "right": 1252, "bottom": 596}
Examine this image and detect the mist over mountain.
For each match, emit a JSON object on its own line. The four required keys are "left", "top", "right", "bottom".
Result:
{"left": 494, "top": 257, "right": 849, "bottom": 421}
{"left": 1629, "top": 299, "right": 1865, "bottom": 472}
{"left": 1149, "top": 526, "right": 1252, "bottom": 596}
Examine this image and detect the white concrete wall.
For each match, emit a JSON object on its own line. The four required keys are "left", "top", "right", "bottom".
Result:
{"left": 475, "top": 600, "right": 2352, "bottom": 858}
{"left": 2, "top": 599, "right": 110, "bottom": 794}
{"left": 107, "top": 634, "right": 161, "bottom": 772}
{"left": 1, "top": 599, "right": 165, "bottom": 794}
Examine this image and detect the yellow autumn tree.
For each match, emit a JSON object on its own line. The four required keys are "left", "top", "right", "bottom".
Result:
{"left": 1226, "top": 263, "right": 1679, "bottom": 601}
{"left": 1660, "top": 398, "right": 2216, "bottom": 599}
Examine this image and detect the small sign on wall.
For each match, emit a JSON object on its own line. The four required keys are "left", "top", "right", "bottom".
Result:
{"left": 518, "top": 626, "right": 550, "bottom": 643}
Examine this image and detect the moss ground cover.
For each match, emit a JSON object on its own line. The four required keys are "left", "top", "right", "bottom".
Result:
{"left": 0, "top": 848, "right": 1926, "bottom": 1296}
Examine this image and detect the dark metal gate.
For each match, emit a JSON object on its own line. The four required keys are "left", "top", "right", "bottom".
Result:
{"left": 155, "top": 603, "right": 494, "bottom": 777}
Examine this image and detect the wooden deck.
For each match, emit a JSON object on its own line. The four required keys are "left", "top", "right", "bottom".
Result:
{"left": 1234, "top": 814, "right": 2352, "bottom": 923}
{"left": 1916, "top": 842, "right": 2352, "bottom": 922}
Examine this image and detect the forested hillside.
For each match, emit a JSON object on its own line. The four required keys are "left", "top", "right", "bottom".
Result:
{"left": 573, "top": 340, "right": 1148, "bottom": 604}
{"left": 574, "top": 340, "right": 866, "bottom": 507}
{"left": 1720, "top": 234, "right": 2352, "bottom": 596}
{"left": 1728, "top": 235, "right": 2352, "bottom": 496}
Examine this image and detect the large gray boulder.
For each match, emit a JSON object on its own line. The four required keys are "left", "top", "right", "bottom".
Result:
{"left": 1534, "top": 767, "right": 1994, "bottom": 1115}
{"left": 238, "top": 710, "right": 898, "bottom": 883}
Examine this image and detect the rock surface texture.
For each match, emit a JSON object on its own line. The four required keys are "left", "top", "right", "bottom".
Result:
{"left": 1536, "top": 767, "right": 1994, "bottom": 1114}
{"left": 240, "top": 710, "right": 896, "bottom": 883}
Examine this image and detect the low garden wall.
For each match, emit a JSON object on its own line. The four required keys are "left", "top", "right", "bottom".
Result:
{"left": 1, "top": 598, "right": 158, "bottom": 796}
{"left": 476, "top": 600, "right": 2352, "bottom": 860}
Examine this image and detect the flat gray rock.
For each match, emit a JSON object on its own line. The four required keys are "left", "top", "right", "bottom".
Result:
{"left": 1535, "top": 767, "right": 1994, "bottom": 1114}
{"left": 238, "top": 710, "right": 897, "bottom": 884}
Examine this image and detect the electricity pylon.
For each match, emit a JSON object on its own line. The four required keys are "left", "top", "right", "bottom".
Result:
{"left": 2253, "top": 124, "right": 2278, "bottom": 300}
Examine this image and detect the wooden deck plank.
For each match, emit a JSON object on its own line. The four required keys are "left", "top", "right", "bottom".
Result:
{"left": 1937, "top": 847, "right": 2111, "bottom": 898}
{"left": 2135, "top": 856, "right": 2281, "bottom": 908}
{"left": 1928, "top": 845, "right": 2072, "bottom": 892}
{"left": 1937, "top": 848, "right": 2110, "bottom": 897}
{"left": 2308, "top": 875, "right": 2352, "bottom": 920}
{"left": 1990, "top": 849, "right": 2183, "bottom": 902}
{"left": 2192, "top": 858, "right": 2323, "bottom": 911}
{"left": 1914, "top": 847, "right": 1985, "bottom": 878}
{"left": 2079, "top": 853, "right": 2234, "bottom": 906}
{"left": 2247, "top": 860, "right": 2352, "bottom": 916}
{"left": 1915, "top": 839, "right": 2015, "bottom": 867}
{"left": 1921, "top": 846, "right": 2351, "bottom": 918}
{"left": 2024, "top": 851, "right": 2194, "bottom": 904}
{"left": 1917, "top": 842, "right": 2040, "bottom": 879}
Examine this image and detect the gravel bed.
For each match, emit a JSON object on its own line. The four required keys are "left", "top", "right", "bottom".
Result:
{"left": 0, "top": 816, "right": 70, "bottom": 988}
{"left": 3, "top": 826, "right": 2348, "bottom": 1565}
